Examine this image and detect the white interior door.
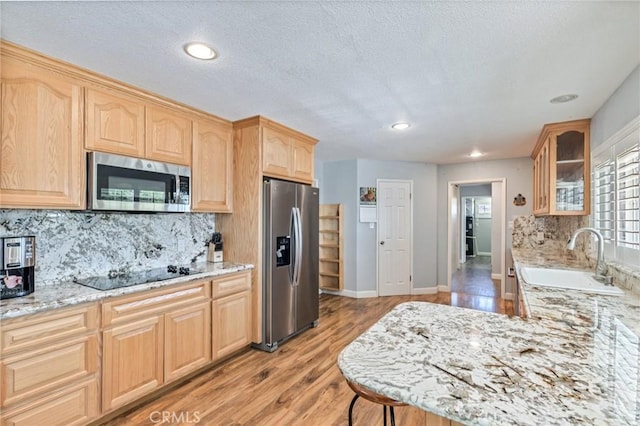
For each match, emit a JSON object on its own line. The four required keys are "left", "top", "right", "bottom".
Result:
{"left": 377, "top": 180, "right": 412, "bottom": 296}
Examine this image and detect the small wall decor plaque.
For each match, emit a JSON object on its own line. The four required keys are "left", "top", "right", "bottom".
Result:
{"left": 513, "top": 193, "right": 526, "bottom": 206}
{"left": 359, "top": 187, "right": 376, "bottom": 205}
{"left": 359, "top": 187, "right": 377, "bottom": 223}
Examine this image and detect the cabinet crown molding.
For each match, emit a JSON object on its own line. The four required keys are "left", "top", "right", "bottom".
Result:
{"left": 232, "top": 115, "right": 318, "bottom": 145}
{"left": 531, "top": 118, "right": 591, "bottom": 159}
{"left": 0, "top": 39, "right": 231, "bottom": 126}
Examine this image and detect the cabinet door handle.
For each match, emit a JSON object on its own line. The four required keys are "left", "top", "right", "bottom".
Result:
{"left": 379, "top": 241, "right": 385, "bottom": 245}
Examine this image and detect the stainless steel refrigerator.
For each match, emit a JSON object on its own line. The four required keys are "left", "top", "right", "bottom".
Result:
{"left": 254, "top": 178, "right": 319, "bottom": 352}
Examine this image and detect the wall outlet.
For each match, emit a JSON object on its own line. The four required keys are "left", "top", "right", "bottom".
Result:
{"left": 536, "top": 231, "right": 544, "bottom": 242}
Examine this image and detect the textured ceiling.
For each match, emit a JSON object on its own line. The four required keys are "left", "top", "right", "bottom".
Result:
{"left": 1, "top": 1, "right": 638, "bottom": 164}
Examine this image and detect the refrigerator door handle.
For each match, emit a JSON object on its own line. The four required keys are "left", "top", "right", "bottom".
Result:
{"left": 293, "top": 207, "right": 303, "bottom": 286}
{"left": 289, "top": 207, "right": 296, "bottom": 285}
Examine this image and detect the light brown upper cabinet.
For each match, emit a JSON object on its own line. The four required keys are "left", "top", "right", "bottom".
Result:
{"left": 291, "top": 139, "right": 314, "bottom": 181}
{"left": 531, "top": 119, "right": 591, "bottom": 216}
{"left": 262, "top": 127, "right": 293, "bottom": 178}
{"left": 262, "top": 123, "right": 316, "bottom": 184}
{"left": 192, "top": 118, "right": 233, "bottom": 212}
{"left": 146, "top": 104, "right": 192, "bottom": 165}
{"left": 0, "top": 53, "right": 85, "bottom": 209}
{"left": 85, "top": 87, "right": 145, "bottom": 157}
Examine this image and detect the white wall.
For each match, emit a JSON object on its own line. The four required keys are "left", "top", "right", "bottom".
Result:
{"left": 356, "top": 159, "right": 439, "bottom": 291}
{"left": 437, "top": 158, "right": 533, "bottom": 289}
{"left": 591, "top": 65, "right": 640, "bottom": 150}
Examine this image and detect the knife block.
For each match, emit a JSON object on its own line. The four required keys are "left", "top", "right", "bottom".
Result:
{"left": 207, "top": 242, "right": 224, "bottom": 263}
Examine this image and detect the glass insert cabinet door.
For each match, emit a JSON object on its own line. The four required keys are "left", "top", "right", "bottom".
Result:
{"left": 531, "top": 119, "right": 591, "bottom": 216}
{"left": 554, "top": 129, "right": 586, "bottom": 212}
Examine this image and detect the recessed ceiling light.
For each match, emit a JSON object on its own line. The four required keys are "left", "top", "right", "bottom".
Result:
{"left": 550, "top": 94, "right": 578, "bottom": 104}
{"left": 391, "top": 122, "right": 410, "bottom": 130}
{"left": 469, "top": 151, "right": 484, "bottom": 158}
{"left": 184, "top": 42, "right": 217, "bottom": 60}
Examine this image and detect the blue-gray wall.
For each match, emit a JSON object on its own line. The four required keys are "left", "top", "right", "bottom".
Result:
{"left": 356, "top": 159, "right": 438, "bottom": 292}
{"left": 316, "top": 65, "right": 639, "bottom": 297}
{"left": 437, "top": 158, "right": 534, "bottom": 288}
{"left": 317, "top": 159, "right": 438, "bottom": 295}
{"left": 591, "top": 65, "right": 640, "bottom": 150}
{"left": 318, "top": 160, "right": 358, "bottom": 294}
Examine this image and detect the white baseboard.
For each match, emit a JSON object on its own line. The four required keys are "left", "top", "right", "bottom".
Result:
{"left": 437, "top": 285, "right": 451, "bottom": 292}
{"left": 412, "top": 287, "right": 438, "bottom": 295}
{"left": 504, "top": 292, "right": 514, "bottom": 301}
{"left": 477, "top": 252, "right": 491, "bottom": 256}
{"left": 322, "top": 289, "right": 378, "bottom": 299}
{"left": 491, "top": 273, "right": 503, "bottom": 281}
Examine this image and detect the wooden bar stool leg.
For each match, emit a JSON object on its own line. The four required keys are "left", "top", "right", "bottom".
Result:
{"left": 348, "top": 394, "right": 359, "bottom": 426}
{"left": 383, "top": 405, "right": 387, "bottom": 426}
{"left": 390, "top": 406, "right": 397, "bottom": 426}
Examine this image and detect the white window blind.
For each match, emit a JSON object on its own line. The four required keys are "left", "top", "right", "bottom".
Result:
{"left": 592, "top": 116, "right": 640, "bottom": 268}
{"left": 594, "top": 161, "right": 615, "bottom": 243}
{"left": 616, "top": 144, "right": 639, "bottom": 249}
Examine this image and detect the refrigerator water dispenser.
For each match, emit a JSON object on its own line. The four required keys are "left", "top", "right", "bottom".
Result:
{"left": 276, "top": 236, "right": 290, "bottom": 267}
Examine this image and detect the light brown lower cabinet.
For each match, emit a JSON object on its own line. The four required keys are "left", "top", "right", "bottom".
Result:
{"left": 211, "top": 272, "right": 252, "bottom": 361}
{"left": 101, "top": 280, "right": 211, "bottom": 412}
{"left": 0, "top": 303, "right": 100, "bottom": 426}
{"left": 425, "top": 412, "right": 464, "bottom": 426}
{"left": 0, "top": 273, "right": 253, "bottom": 425}
{"left": 164, "top": 302, "right": 212, "bottom": 381}
{"left": 101, "top": 315, "right": 164, "bottom": 411}
{"left": 1, "top": 378, "right": 99, "bottom": 426}
{"left": 212, "top": 291, "right": 252, "bottom": 360}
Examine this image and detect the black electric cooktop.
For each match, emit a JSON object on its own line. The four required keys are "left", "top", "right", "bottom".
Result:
{"left": 74, "top": 264, "right": 207, "bottom": 291}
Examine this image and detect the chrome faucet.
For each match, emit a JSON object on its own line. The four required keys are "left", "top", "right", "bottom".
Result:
{"left": 567, "top": 227, "right": 611, "bottom": 284}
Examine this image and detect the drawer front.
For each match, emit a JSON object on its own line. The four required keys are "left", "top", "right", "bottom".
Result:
{"left": 0, "top": 303, "right": 98, "bottom": 356}
{"left": 102, "top": 280, "right": 211, "bottom": 326}
{"left": 1, "top": 377, "right": 99, "bottom": 426}
{"left": 212, "top": 272, "right": 251, "bottom": 299}
{"left": 1, "top": 335, "right": 98, "bottom": 408}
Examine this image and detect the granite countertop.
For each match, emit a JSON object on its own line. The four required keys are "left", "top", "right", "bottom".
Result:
{"left": 0, "top": 262, "right": 253, "bottom": 320}
{"left": 512, "top": 248, "right": 640, "bottom": 337}
{"left": 338, "top": 252, "right": 640, "bottom": 425}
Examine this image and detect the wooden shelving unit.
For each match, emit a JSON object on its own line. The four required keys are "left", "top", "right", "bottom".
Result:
{"left": 319, "top": 204, "right": 343, "bottom": 291}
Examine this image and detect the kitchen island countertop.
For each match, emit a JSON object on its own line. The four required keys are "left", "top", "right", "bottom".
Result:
{"left": 0, "top": 262, "right": 253, "bottom": 320}
{"left": 338, "top": 251, "right": 639, "bottom": 425}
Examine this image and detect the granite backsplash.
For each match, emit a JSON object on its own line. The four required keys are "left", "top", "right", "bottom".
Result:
{"left": 512, "top": 214, "right": 640, "bottom": 294}
{"left": 0, "top": 210, "right": 215, "bottom": 286}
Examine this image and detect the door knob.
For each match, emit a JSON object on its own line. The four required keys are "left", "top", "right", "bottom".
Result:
{"left": 379, "top": 241, "right": 385, "bottom": 245}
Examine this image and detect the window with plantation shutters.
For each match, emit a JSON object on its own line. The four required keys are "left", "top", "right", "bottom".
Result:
{"left": 592, "top": 116, "right": 640, "bottom": 268}
{"left": 594, "top": 160, "right": 615, "bottom": 243}
{"left": 616, "top": 144, "right": 639, "bottom": 249}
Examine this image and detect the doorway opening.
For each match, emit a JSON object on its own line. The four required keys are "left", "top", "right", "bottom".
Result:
{"left": 447, "top": 179, "right": 506, "bottom": 301}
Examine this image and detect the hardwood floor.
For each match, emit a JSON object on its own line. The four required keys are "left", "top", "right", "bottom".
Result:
{"left": 103, "top": 293, "right": 513, "bottom": 426}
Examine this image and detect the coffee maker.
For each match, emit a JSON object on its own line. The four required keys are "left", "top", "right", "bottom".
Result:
{"left": 1, "top": 236, "right": 35, "bottom": 299}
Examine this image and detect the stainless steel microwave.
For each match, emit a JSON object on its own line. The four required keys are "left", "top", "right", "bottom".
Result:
{"left": 88, "top": 152, "right": 190, "bottom": 212}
